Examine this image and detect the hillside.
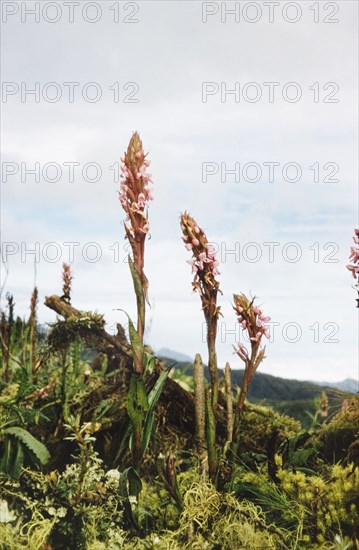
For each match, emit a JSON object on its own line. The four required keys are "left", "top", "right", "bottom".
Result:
{"left": 159, "top": 355, "right": 354, "bottom": 427}
{"left": 311, "top": 378, "right": 358, "bottom": 394}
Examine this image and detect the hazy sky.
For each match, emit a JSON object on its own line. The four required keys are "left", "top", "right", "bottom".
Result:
{"left": 1, "top": 0, "right": 358, "bottom": 382}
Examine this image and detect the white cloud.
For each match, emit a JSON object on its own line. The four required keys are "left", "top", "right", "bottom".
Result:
{"left": 1, "top": 1, "right": 358, "bottom": 382}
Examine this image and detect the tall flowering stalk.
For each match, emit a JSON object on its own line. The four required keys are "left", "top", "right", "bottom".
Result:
{"left": 29, "top": 286, "right": 38, "bottom": 379}
{"left": 118, "top": 132, "right": 161, "bottom": 470}
{"left": 181, "top": 213, "right": 221, "bottom": 478}
{"left": 180, "top": 213, "right": 221, "bottom": 411}
{"left": 119, "top": 132, "right": 153, "bottom": 373}
{"left": 232, "top": 293, "right": 271, "bottom": 457}
{"left": 346, "top": 228, "right": 359, "bottom": 308}
{"left": 61, "top": 262, "right": 73, "bottom": 304}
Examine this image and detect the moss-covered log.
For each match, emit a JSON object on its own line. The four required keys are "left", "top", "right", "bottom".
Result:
{"left": 44, "top": 294, "right": 133, "bottom": 372}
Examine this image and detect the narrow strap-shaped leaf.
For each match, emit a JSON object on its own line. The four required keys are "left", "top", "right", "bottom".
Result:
{"left": 116, "top": 308, "right": 143, "bottom": 372}
{"left": 141, "top": 371, "right": 169, "bottom": 457}
{"left": 126, "top": 467, "right": 142, "bottom": 499}
{"left": 0, "top": 437, "right": 12, "bottom": 474}
{"left": 128, "top": 255, "right": 145, "bottom": 322}
{"left": 127, "top": 373, "right": 138, "bottom": 424}
{"left": 113, "top": 420, "right": 133, "bottom": 466}
{"left": 118, "top": 467, "right": 142, "bottom": 529}
{"left": 144, "top": 352, "right": 155, "bottom": 374}
{"left": 148, "top": 370, "right": 169, "bottom": 412}
{"left": 136, "top": 377, "right": 149, "bottom": 414}
{"left": 141, "top": 414, "right": 155, "bottom": 457}
{"left": 11, "top": 442, "right": 25, "bottom": 479}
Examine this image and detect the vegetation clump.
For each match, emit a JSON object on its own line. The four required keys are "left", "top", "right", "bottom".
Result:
{"left": 1, "top": 135, "right": 358, "bottom": 550}
{"left": 314, "top": 396, "right": 359, "bottom": 465}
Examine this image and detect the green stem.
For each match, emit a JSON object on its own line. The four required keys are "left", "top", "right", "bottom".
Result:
{"left": 231, "top": 360, "right": 251, "bottom": 461}
{"left": 206, "top": 316, "right": 218, "bottom": 415}
{"left": 205, "top": 388, "right": 218, "bottom": 480}
{"left": 224, "top": 362, "right": 233, "bottom": 444}
{"left": 193, "top": 353, "right": 207, "bottom": 476}
{"left": 128, "top": 255, "right": 145, "bottom": 374}
{"left": 60, "top": 350, "right": 69, "bottom": 423}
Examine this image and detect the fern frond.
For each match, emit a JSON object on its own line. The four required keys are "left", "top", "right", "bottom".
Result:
{"left": 3, "top": 427, "right": 50, "bottom": 465}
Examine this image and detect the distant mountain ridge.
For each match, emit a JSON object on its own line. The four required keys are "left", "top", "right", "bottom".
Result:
{"left": 157, "top": 348, "right": 193, "bottom": 364}
{"left": 310, "top": 379, "right": 358, "bottom": 394}
{"left": 157, "top": 350, "right": 357, "bottom": 395}
{"left": 158, "top": 351, "right": 355, "bottom": 427}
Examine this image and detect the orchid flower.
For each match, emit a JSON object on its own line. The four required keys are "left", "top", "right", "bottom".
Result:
{"left": 231, "top": 293, "right": 270, "bottom": 457}
{"left": 347, "top": 229, "right": 359, "bottom": 307}
{"left": 119, "top": 132, "right": 153, "bottom": 369}
{"left": 180, "top": 211, "right": 222, "bottom": 464}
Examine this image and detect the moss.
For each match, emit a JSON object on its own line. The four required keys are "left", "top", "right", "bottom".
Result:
{"left": 155, "top": 472, "right": 287, "bottom": 549}
{"left": 0, "top": 513, "right": 56, "bottom": 550}
{"left": 237, "top": 401, "right": 301, "bottom": 454}
{"left": 44, "top": 314, "right": 106, "bottom": 353}
{"left": 314, "top": 397, "right": 359, "bottom": 464}
{"left": 277, "top": 463, "right": 359, "bottom": 543}
{"left": 140, "top": 480, "right": 180, "bottom": 531}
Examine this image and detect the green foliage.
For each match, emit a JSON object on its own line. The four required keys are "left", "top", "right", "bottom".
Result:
{"left": 278, "top": 432, "right": 318, "bottom": 474}
{"left": 0, "top": 380, "right": 51, "bottom": 479}
{"left": 230, "top": 468, "right": 304, "bottom": 536}
{"left": 230, "top": 462, "right": 359, "bottom": 547}
{"left": 113, "top": 355, "right": 169, "bottom": 467}
{"left": 0, "top": 426, "right": 50, "bottom": 478}
{"left": 170, "top": 366, "right": 194, "bottom": 392}
{"left": 0, "top": 420, "right": 129, "bottom": 549}
{"left": 120, "top": 309, "right": 144, "bottom": 371}
{"left": 118, "top": 467, "right": 142, "bottom": 529}
{"left": 141, "top": 369, "right": 169, "bottom": 456}
{"left": 278, "top": 464, "right": 359, "bottom": 544}
{"left": 0, "top": 512, "right": 56, "bottom": 550}
{"left": 44, "top": 314, "right": 106, "bottom": 354}
{"left": 1, "top": 299, "right": 357, "bottom": 549}
{"left": 314, "top": 396, "right": 359, "bottom": 464}
{"left": 160, "top": 472, "right": 288, "bottom": 549}
{"left": 205, "top": 389, "right": 218, "bottom": 479}
{"left": 127, "top": 374, "right": 146, "bottom": 468}
{"left": 236, "top": 401, "right": 301, "bottom": 454}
